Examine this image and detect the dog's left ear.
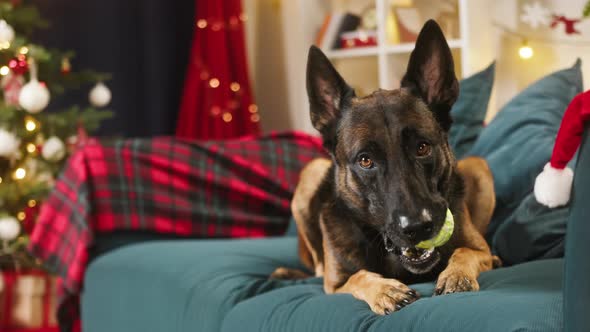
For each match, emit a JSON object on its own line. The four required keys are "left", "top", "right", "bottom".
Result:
{"left": 307, "top": 46, "right": 354, "bottom": 143}
{"left": 401, "top": 20, "right": 459, "bottom": 131}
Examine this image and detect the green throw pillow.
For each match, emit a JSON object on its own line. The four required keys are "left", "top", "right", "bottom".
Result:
{"left": 467, "top": 59, "right": 583, "bottom": 240}
{"left": 449, "top": 61, "right": 495, "bottom": 158}
{"left": 492, "top": 152, "right": 577, "bottom": 265}
{"left": 493, "top": 193, "right": 567, "bottom": 265}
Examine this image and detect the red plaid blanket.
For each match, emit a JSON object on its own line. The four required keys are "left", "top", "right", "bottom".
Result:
{"left": 28, "top": 131, "right": 326, "bottom": 331}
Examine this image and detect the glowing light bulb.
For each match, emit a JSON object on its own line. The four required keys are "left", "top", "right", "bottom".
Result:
{"left": 28, "top": 199, "right": 36, "bottom": 207}
{"left": 197, "top": 19, "right": 208, "bottom": 29}
{"left": 19, "top": 46, "right": 28, "bottom": 54}
{"left": 230, "top": 82, "right": 240, "bottom": 92}
{"left": 25, "top": 120, "right": 36, "bottom": 131}
{"left": 26, "top": 143, "right": 36, "bottom": 153}
{"left": 222, "top": 112, "right": 233, "bottom": 122}
{"left": 248, "top": 104, "right": 258, "bottom": 113}
{"left": 519, "top": 41, "right": 533, "bottom": 59}
{"left": 17, "top": 211, "right": 26, "bottom": 221}
{"left": 0, "top": 66, "right": 9, "bottom": 75}
{"left": 14, "top": 167, "right": 26, "bottom": 180}
{"left": 209, "top": 78, "right": 220, "bottom": 88}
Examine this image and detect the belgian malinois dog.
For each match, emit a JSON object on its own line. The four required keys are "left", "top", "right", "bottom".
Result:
{"left": 271, "top": 20, "right": 499, "bottom": 315}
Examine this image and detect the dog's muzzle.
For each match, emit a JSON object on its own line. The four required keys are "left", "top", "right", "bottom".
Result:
{"left": 383, "top": 233, "right": 441, "bottom": 274}
{"left": 383, "top": 235, "right": 401, "bottom": 255}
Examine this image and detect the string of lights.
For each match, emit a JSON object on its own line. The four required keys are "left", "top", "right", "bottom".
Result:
{"left": 492, "top": 21, "right": 590, "bottom": 60}
{"left": 192, "top": 13, "right": 260, "bottom": 124}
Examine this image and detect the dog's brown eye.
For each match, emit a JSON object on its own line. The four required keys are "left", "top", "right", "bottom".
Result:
{"left": 416, "top": 142, "right": 432, "bottom": 157}
{"left": 358, "top": 155, "right": 374, "bottom": 169}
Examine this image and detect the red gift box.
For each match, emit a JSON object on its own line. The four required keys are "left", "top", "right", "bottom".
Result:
{"left": 340, "top": 30, "right": 378, "bottom": 48}
{"left": 0, "top": 270, "right": 58, "bottom": 332}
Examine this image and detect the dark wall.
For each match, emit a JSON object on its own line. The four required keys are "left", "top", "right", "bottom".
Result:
{"left": 31, "top": 0, "right": 195, "bottom": 137}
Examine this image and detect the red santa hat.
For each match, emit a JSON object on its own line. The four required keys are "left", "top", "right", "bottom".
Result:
{"left": 534, "top": 90, "right": 590, "bottom": 208}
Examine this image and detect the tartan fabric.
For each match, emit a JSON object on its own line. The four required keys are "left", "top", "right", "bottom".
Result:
{"left": 27, "top": 131, "right": 326, "bottom": 331}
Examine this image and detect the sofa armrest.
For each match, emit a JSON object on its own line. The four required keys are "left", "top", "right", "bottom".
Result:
{"left": 564, "top": 125, "right": 590, "bottom": 332}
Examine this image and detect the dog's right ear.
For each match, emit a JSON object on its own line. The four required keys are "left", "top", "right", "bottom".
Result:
{"left": 307, "top": 46, "right": 354, "bottom": 140}
{"left": 400, "top": 20, "right": 458, "bottom": 131}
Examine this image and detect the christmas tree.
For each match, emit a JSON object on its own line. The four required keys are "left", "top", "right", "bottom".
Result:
{"left": 0, "top": 1, "right": 112, "bottom": 268}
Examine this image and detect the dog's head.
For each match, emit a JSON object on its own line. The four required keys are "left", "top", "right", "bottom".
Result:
{"left": 307, "top": 20, "right": 459, "bottom": 274}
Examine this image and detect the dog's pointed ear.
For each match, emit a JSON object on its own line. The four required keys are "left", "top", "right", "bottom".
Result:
{"left": 401, "top": 20, "right": 459, "bottom": 131}
{"left": 307, "top": 45, "right": 354, "bottom": 140}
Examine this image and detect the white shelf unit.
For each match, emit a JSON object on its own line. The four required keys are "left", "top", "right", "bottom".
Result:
{"left": 326, "top": 39, "right": 465, "bottom": 58}
{"left": 279, "top": 0, "right": 490, "bottom": 134}
{"left": 320, "top": 0, "right": 469, "bottom": 93}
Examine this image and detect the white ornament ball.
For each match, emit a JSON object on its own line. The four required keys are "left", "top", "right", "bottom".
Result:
{"left": 42, "top": 136, "right": 66, "bottom": 162}
{"left": 19, "top": 79, "right": 50, "bottom": 113}
{"left": 0, "top": 20, "right": 15, "bottom": 45}
{"left": 0, "top": 216, "right": 20, "bottom": 241}
{"left": 0, "top": 129, "right": 20, "bottom": 157}
{"left": 89, "top": 82, "right": 111, "bottom": 107}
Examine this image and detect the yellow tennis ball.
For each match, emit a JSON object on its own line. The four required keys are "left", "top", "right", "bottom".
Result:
{"left": 415, "top": 208, "right": 454, "bottom": 249}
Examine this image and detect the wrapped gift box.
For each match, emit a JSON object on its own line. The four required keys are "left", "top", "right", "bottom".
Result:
{"left": 0, "top": 270, "right": 58, "bottom": 331}
{"left": 340, "top": 30, "right": 378, "bottom": 48}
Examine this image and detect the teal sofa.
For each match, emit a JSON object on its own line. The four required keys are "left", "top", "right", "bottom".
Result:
{"left": 80, "top": 128, "right": 590, "bottom": 332}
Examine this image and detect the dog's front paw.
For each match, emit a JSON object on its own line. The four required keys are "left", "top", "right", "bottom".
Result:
{"left": 363, "top": 278, "right": 420, "bottom": 315}
{"left": 434, "top": 269, "right": 479, "bottom": 295}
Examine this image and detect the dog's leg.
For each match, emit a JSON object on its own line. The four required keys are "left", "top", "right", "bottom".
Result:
{"left": 334, "top": 270, "right": 419, "bottom": 315}
{"left": 457, "top": 157, "right": 495, "bottom": 236}
{"left": 435, "top": 157, "right": 498, "bottom": 294}
{"left": 320, "top": 215, "right": 419, "bottom": 315}
{"left": 291, "top": 158, "right": 332, "bottom": 276}
{"left": 435, "top": 248, "right": 493, "bottom": 294}
{"left": 435, "top": 204, "right": 495, "bottom": 295}
{"left": 271, "top": 158, "right": 332, "bottom": 280}
{"left": 458, "top": 156, "right": 502, "bottom": 267}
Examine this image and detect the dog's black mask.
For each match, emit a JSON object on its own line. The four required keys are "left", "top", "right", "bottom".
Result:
{"left": 306, "top": 20, "right": 459, "bottom": 274}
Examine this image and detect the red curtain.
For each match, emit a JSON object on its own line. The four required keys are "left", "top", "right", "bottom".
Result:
{"left": 176, "top": 0, "right": 260, "bottom": 140}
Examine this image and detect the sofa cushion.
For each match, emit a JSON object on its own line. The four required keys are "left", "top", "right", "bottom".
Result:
{"left": 82, "top": 237, "right": 308, "bottom": 332}
{"left": 449, "top": 61, "right": 495, "bottom": 159}
{"left": 83, "top": 236, "right": 563, "bottom": 332}
{"left": 222, "top": 259, "right": 563, "bottom": 332}
{"left": 467, "top": 60, "right": 583, "bottom": 240}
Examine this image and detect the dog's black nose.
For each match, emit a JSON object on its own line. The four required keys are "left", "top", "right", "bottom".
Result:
{"left": 398, "top": 215, "right": 433, "bottom": 241}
